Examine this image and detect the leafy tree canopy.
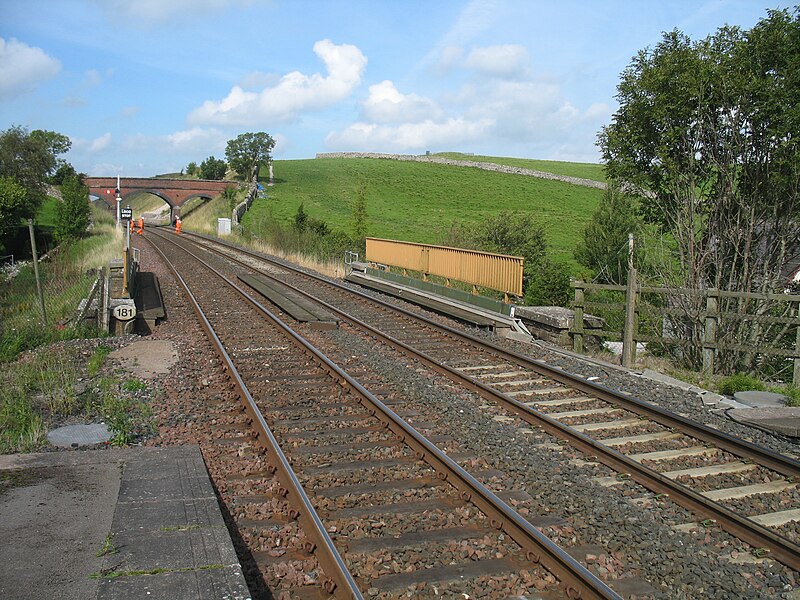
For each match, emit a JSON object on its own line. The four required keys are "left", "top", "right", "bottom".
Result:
{"left": 0, "top": 125, "right": 71, "bottom": 215}
{"left": 55, "top": 176, "right": 90, "bottom": 243}
{"left": 575, "top": 184, "right": 641, "bottom": 284}
{"left": 200, "top": 155, "right": 226, "bottom": 180}
{"left": 599, "top": 8, "right": 799, "bottom": 293}
{"left": 0, "top": 176, "right": 27, "bottom": 251}
{"left": 225, "top": 132, "right": 275, "bottom": 180}
{"left": 444, "top": 211, "right": 571, "bottom": 305}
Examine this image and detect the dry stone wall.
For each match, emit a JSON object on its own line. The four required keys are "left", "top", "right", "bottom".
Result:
{"left": 232, "top": 182, "right": 258, "bottom": 227}
{"left": 316, "top": 152, "right": 607, "bottom": 190}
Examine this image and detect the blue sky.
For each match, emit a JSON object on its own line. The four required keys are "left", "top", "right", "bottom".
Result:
{"left": 0, "top": 0, "right": 786, "bottom": 177}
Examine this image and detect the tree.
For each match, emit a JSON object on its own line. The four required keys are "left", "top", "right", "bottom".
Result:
{"left": 351, "top": 178, "right": 368, "bottom": 244}
{"left": 186, "top": 162, "right": 198, "bottom": 176}
{"left": 575, "top": 184, "right": 641, "bottom": 284}
{"left": 0, "top": 125, "right": 70, "bottom": 216}
{"left": 55, "top": 176, "right": 90, "bottom": 243}
{"left": 50, "top": 163, "right": 78, "bottom": 186}
{"left": 200, "top": 156, "right": 226, "bottom": 180}
{"left": 599, "top": 8, "right": 800, "bottom": 372}
{"left": 443, "top": 211, "right": 570, "bottom": 305}
{"left": 220, "top": 186, "right": 238, "bottom": 211}
{"left": 294, "top": 203, "right": 308, "bottom": 232}
{"left": 0, "top": 176, "right": 27, "bottom": 252}
{"left": 225, "top": 132, "right": 275, "bottom": 180}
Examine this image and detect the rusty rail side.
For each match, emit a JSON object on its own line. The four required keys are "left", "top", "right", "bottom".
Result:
{"left": 172, "top": 232, "right": 621, "bottom": 599}
{"left": 183, "top": 232, "right": 800, "bottom": 572}
{"left": 147, "top": 232, "right": 363, "bottom": 599}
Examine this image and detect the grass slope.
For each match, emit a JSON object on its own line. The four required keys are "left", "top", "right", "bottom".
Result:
{"left": 432, "top": 153, "right": 607, "bottom": 182}
{"left": 246, "top": 157, "right": 603, "bottom": 268}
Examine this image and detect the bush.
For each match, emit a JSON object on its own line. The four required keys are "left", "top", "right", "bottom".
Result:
{"left": 574, "top": 184, "right": 641, "bottom": 284}
{"left": 55, "top": 175, "right": 91, "bottom": 243}
{"left": 525, "top": 260, "right": 572, "bottom": 306}
{"left": 717, "top": 373, "right": 766, "bottom": 396}
{"left": 442, "top": 211, "right": 570, "bottom": 306}
{"left": 200, "top": 156, "right": 226, "bottom": 180}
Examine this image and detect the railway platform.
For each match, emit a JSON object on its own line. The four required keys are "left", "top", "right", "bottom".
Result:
{"left": 346, "top": 268, "right": 523, "bottom": 335}
{"left": 0, "top": 446, "right": 250, "bottom": 600}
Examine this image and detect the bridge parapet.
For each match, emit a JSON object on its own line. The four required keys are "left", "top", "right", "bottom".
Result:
{"left": 85, "top": 177, "right": 237, "bottom": 218}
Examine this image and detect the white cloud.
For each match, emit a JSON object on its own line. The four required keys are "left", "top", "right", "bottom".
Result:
{"left": 435, "top": 46, "right": 464, "bottom": 73}
{"left": 119, "top": 127, "right": 227, "bottom": 154}
{"left": 465, "top": 44, "right": 530, "bottom": 79}
{"left": 238, "top": 71, "right": 281, "bottom": 90}
{"left": 72, "top": 132, "right": 113, "bottom": 153}
{"left": 326, "top": 118, "right": 494, "bottom": 152}
{"left": 421, "top": 0, "right": 502, "bottom": 72}
{"left": 188, "top": 40, "right": 367, "bottom": 126}
{"left": 361, "top": 81, "right": 442, "bottom": 124}
{"left": 89, "top": 133, "right": 112, "bottom": 152}
{"left": 83, "top": 69, "right": 102, "bottom": 87}
{"left": 89, "top": 162, "right": 126, "bottom": 176}
{"left": 0, "top": 37, "right": 61, "bottom": 99}
{"left": 328, "top": 58, "right": 608, "bottom": 160}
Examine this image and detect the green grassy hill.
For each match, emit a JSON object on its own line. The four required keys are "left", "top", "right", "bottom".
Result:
{"left": 432, "top": 153, "right": 606, "bottom": 182}
{"left": 244, "top": 156, "right": 605, "bottom": 269}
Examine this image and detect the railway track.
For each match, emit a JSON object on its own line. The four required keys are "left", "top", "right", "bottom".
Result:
{"left": 145, "top": 229, "right": 620, "bottom": 599}
{"left": 167, "top": 230, "right": 800, "bottom": 575}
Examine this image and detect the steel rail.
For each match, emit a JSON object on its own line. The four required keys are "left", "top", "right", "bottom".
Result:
{"left": 152, "top": 228, "right": 622, "bottom": 600}
{"left": 146, "top": 233, "right": 364, "bottom": 599}
{"left": 179, "top": 231, "right": 800, "bottom": 571}
{"left": 185, "top": 232, "right": 800, "bottom": 476}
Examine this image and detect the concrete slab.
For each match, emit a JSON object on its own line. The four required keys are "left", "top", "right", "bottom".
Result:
{"left": 108, "top": 340, "right": 178, "bottom": 379}
{"left": 47, "top": 423, "right": 111, "bottom": 447}
{"left": 717, "top": 398, "right": 752, "bottom": 410}
{"left": 97, "top": 567, "right": 249, "bottom": 600}
{"left": 0, "top": 452, "right": 121, "bottom": 600}
{"left": 727, "top": 407, "right": 800, "bottom": 438}
{"left": 699, "top": 391, "right": 726, "bottom": 407}
{"left": 638, "top": 368, "right": 696, "bottom": 391}
{"left": 733, "top": 390, "right": 787, "bottom": 408}
{"left": 0, "top": 447, "right": 250, "bottom": 600}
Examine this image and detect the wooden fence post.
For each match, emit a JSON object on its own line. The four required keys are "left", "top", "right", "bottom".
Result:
{"left": 703, "top": 290, "right": 718, "bottom": 378}
{"left": 28, "top": 219, "right": 47, "bottom": 326}
{"left": 794, "top": 300, "right": 800, "bottom": 386}
{"left": 622, "top": 268, "right": 638, "bottom": 368}
{"left": 573, "top": 281, "right": 585, "bottom": 353}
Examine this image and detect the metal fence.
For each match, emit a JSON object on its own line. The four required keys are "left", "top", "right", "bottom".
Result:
{"left": 365, "top": 237, "right": 524, "bottom": 297}
{"left": 0, "top": 253, "right": 98, "bottom": 340}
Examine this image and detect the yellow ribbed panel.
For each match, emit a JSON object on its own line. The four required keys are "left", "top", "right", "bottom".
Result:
{"left": 365, "top": 238, "right": 524, "bottom": 296}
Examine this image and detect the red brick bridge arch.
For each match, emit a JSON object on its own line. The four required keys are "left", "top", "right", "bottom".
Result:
{"left": 84, "top": 177, "right": 237, "bottom": 219}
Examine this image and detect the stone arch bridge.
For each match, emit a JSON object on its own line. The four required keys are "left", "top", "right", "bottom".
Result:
{"left": 84, "top": 177, "right": 236, "bottom": 220}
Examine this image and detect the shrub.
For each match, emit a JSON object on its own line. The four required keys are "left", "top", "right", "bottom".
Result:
{"left": 717, "top": 373, "right": 766, "bottom": 396}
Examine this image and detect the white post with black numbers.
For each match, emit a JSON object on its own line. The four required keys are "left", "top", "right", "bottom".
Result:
{"left": 112, "top": 304, "right": 137, "bottom": 322}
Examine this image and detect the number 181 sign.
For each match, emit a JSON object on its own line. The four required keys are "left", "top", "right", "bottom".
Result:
{"left": 112, "top": 305, "right": 137, "bottom": 321}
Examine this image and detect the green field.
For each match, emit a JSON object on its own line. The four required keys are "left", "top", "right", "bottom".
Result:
{"left": 432, "top": 153, "right": 607, "bottom": 182}
{"left": 245, "top": 157, "right": 604, "bottom": 268}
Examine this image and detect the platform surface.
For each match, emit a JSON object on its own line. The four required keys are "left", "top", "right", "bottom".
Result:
{"left": 0, "top": 446, "right": 250, "bottom": 600}
{"left": 346, "top": 270, "right": 513, "bottom": 329}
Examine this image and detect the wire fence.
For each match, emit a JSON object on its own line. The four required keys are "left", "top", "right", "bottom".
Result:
{"left": 0, "top": 252, "right": 98, "bottom": 359}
